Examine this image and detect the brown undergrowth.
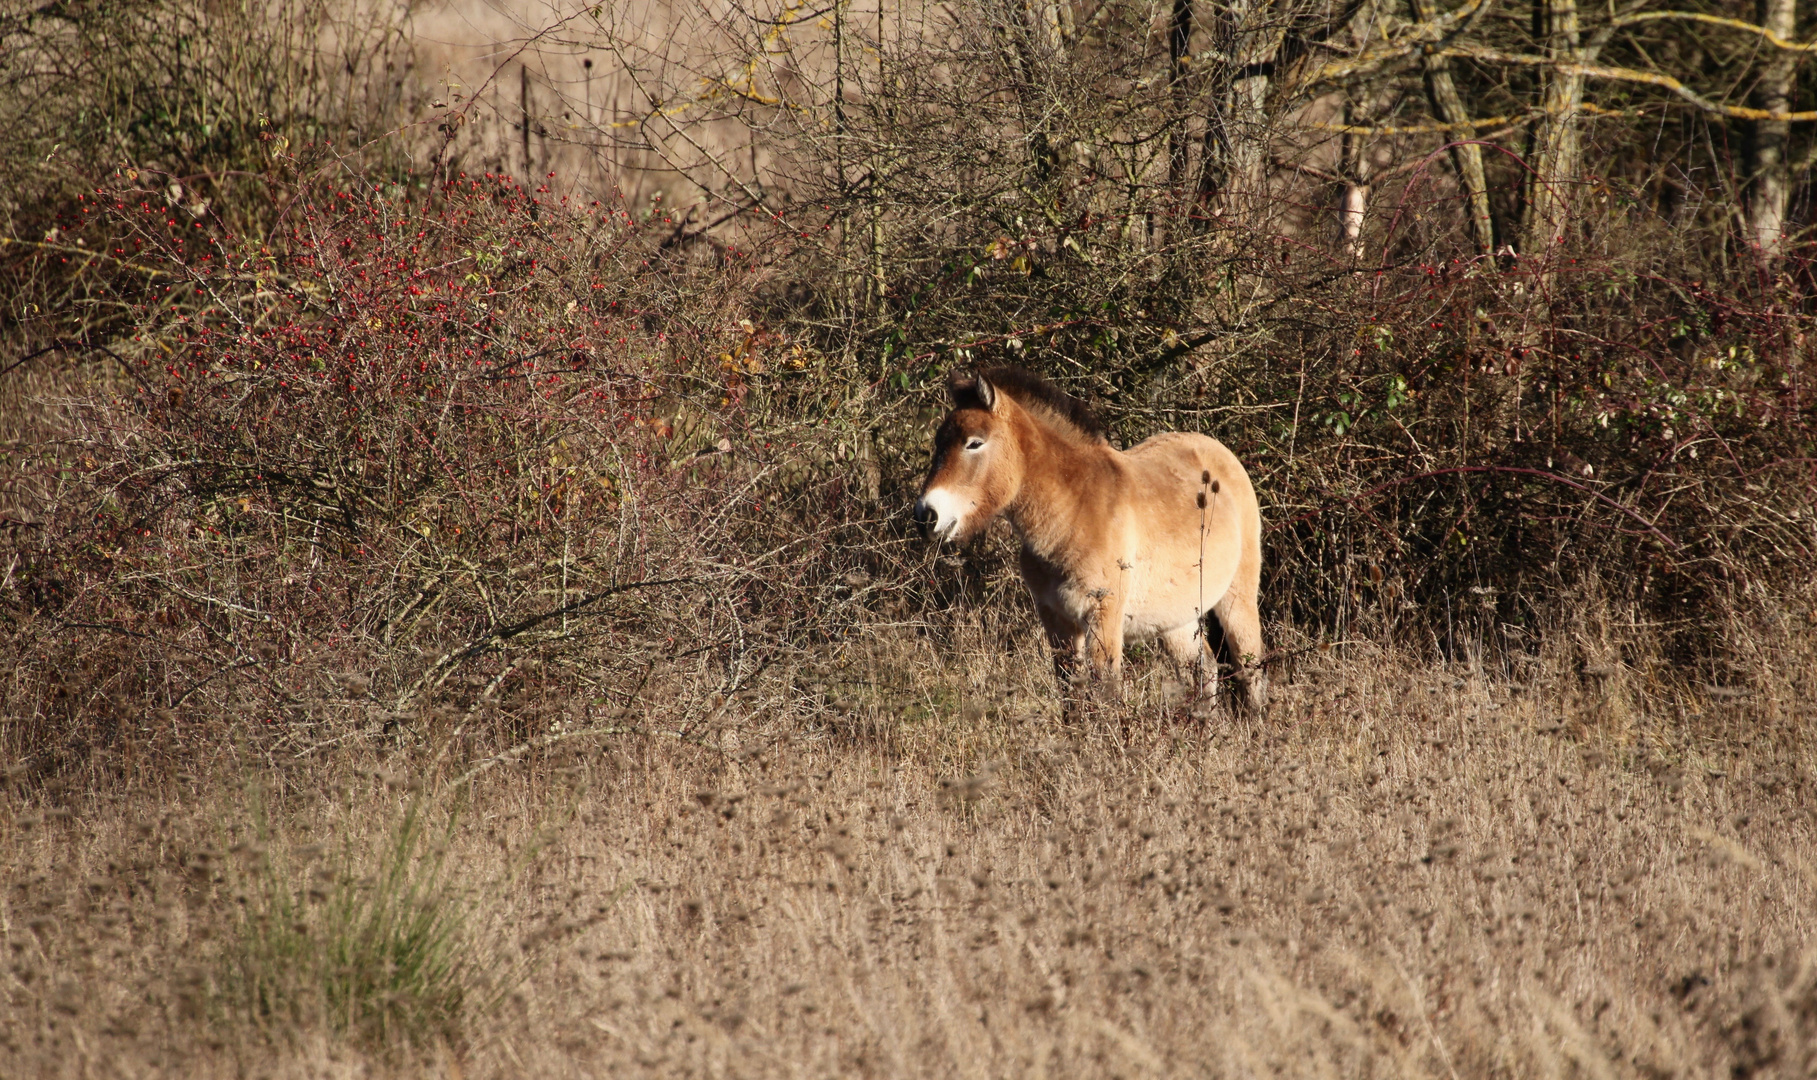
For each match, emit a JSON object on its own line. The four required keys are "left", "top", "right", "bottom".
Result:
{"left": 4, "top": 600, "right": 1815, "bottom": 1078}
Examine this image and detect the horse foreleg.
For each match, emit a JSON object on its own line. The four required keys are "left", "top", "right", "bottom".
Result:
{"left": 1083, "top": 590, "right": 1126, "bottom": 696}
{"left": 1032, "top": 598, "right": 1086, "bottom": 690}
{"left": 1050, "top": 632, "right": 1087, "bottom": 690}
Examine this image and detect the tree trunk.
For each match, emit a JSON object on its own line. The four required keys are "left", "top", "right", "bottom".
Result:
{"left": 1227, "top": 75, "right": 1271, "bottom": 222}
{"left": 1748, "top": 0, "right": 1798, "bottom": 264}
{"left": 1411, "top": 0, "right": 1495, "bottom": 254}
{"left": 1001, "top": 0, "right": 1066, "bottom": 229}
{"left": 1520, "top": 0, "right": 1584, "bottom": 254}
{"left": 1167, "top": 0, "right": 1195, "bottom": 194}
{"left": 1162, "top": 0, "right": 1196, "bottom": 244}
{"left": 1340, "top": 132, "right": 1371, "bottom": 260}
{"left": 1339, "top": 178, "right": 1371, "bottom": 259}
{"left": 1034, "top": 0, "right": 1072, "bottom": 57}
{"left": 1201, "top": 0, "right": 1277, "bottom": 225}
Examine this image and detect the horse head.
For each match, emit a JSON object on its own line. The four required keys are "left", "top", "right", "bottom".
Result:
{"left": 914, "top": 372, "right": 1023, "bottom": 544}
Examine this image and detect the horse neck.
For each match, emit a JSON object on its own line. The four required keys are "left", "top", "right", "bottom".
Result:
{"left": 1002, "top": 408, "right": 1110, "bottom": 563}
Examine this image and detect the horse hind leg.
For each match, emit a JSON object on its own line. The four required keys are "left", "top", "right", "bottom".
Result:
{"left": 1159, "top": 624, "right": 1216, "bottom": 711}
{"left": 1212, "top": 590, "right": 1268, "bottom": 712}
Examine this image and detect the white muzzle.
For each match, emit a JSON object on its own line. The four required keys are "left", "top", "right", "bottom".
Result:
{"left": 914, "top": 487, "right": 971, "bottom": 543}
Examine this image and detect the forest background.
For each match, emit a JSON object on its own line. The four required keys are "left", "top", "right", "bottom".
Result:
{"left": 2, "top": 0, "right": 1816, "bottom": 1075}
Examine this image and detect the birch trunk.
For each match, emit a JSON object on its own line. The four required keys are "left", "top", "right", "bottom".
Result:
{"left": 1520, "top": 0, "right": 1584, "bottom": 254}
{"left": 1339, "top": 101, "right": 1371, "bottom": 260}
{"left": 1203, "top": 0, "right": 1278, "bottom": 225}
{"left": 1339, "top": 179, "right": 1371, "bottom": 259}
{"left": 1748, "top": 0, "right": 1798, "bottom": 264}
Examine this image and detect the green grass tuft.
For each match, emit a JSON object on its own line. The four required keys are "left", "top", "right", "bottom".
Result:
{"left": 224, "top": 799, "right": 502, "bottom": 1051}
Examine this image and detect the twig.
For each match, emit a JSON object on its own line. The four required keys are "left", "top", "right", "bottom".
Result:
{"left": 391, "top": 576, "right": 695, "bottom": 711}
{"left": 172, "top": 660, "right": 262, "bottom": 709}
{"left": 1275, "top": 466, "right": 1681, "bottom": 552}
{"left": 0, "top": 339, "right": 154, "bottom": 394}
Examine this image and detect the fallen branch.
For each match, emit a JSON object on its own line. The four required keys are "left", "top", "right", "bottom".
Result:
{"left": 1440, "top": 46, "right": 1817, "bottom": 123}
{"left": 1612, "top": 10, "right": 1817, "bottom": 53}
{"left": 0, "top": 339, "right": 153, "bottom": 394}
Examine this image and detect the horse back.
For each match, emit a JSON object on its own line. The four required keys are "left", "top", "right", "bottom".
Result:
{"left": 1120, "top": 431, "right": 1256, "bottom": 508}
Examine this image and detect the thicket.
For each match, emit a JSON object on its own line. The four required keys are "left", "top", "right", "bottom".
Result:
{"left": 2, "top": 0, "right": 1816, "bottom": 776}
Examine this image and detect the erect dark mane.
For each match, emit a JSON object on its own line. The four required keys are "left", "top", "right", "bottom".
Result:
{"left": 980, "top": 366, "right": 1108, "bottom": 443}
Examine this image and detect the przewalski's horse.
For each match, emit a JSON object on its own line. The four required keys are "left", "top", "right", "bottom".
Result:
{"left": 914, "top": 368, "right": 1267, "bottom": 711}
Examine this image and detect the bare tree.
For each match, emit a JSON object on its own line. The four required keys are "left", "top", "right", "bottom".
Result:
{"left": 1220, "top": 0, "right": 1290, "bottom": 222}
{"left": 545, "top": 0, "right": 1817, "bottom": 317}
{"left": 1748, "top": 0, "right": 1801, "bottom": 263}
{"left": 1410, "top": 0, "right": 1495, "bottom": 253}
{"left": 1520, "top": 0, "right": 1586, "bottom": 254}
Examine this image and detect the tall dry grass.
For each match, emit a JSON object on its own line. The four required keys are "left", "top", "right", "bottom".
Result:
{"left": 4, "top": 608, "right": 1816, "bottom": 1077}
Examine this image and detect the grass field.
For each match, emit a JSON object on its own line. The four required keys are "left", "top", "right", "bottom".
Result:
{"left": 6, "top": 611, "right": 1814, "bottom": 1078}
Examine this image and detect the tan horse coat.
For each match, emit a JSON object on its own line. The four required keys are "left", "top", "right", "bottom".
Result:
{"left": 914, "top": 368, "right": 1267, "bottom": 710}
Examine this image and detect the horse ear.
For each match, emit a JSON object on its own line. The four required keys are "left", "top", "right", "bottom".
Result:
{"left": 948, "top": 371, "right": 997, "bottom": 411}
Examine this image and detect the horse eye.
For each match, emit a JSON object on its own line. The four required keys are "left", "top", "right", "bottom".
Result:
{"left": 964, "top": 438, "right": 986, "bottom": 451}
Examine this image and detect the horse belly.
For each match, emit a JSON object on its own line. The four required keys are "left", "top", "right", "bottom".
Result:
{"left": 1121, "top": 561, "right": 1220, "bottom": 641}
{"left": 1122, "top": 604, "right": 1188, "bottom": 642}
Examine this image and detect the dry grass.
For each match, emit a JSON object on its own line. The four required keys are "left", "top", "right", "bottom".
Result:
{"left": 6, "top": 607, "right": 1815, "bottom": 1079}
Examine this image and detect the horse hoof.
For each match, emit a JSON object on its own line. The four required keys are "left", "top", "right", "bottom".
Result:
{"left": 1242, "top": 674, "right": 1270, "bottom": 713}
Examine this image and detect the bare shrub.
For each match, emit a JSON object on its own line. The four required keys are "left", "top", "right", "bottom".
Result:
{"left": 565, "top": 0, "right": 1817, "bottom": 661}
{"left": 0, "top": 0, "right": 418, "bottom": 353}
{"left": 0, "top": 149, "right": 893, "bottom": 777}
